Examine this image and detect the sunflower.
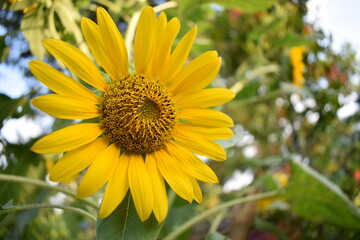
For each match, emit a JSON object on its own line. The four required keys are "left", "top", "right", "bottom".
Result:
{"left": 30, "top": 6, "right": 234, "bottom": 222}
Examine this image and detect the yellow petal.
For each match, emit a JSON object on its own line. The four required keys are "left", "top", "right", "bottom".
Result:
{"left": 76, "top": 143, "right": 120, "bottom": 198}
{"left": 168, "top": 52, "right": 220, "bottom": 95}
{"left": 160, "top": 26, "right": 197, "bottom": 84}
{"left": 81, "top": 17, "right": 118, "bottom": 81}
{"left": 176, "top": 88, "right": 235, "bottom": 108}
{"left": 146, "top": 152, "right": 168, "bottom": 222}
{"left": 98, "top": 152, "right": 130, "bottom": 218}
{"left": 178, "top": 108, "right": 234, "bottom": 127}
{"left": 154, "top": 148, "right": 194, "bottom": 202}
{"left": 31, "top": 123, "right": 103, "bottom": 154}
{"left": 42, "top": 39, "right": 107, "bottom": 92}
{"left": 29, "top": 60, "right": 99, "bottom": 103}
{"left": 149, "top": 12, "right": 167, "bottom": 60}
{"left": 97, "top": 7, "right": 128, "bottom": 77}
{"left": 147, "top": 17, "right": 180, "bottom": 77}
{"left": 173, "top": 128, "right": 226, "bottom": 161}
{"left": 154, "top": 12, "right": 167, "bottom": 41}
{"left": 145, "top": 12, "right": 167, "bottom": 76}
{"left": 190, "top": 178, "right": 202, "bottom": 203}
{"left": 31, "top": 94, "right": 100, "bottom": 120}
{"left": 49, "top": 137, "right": 110, "bottom": 182}
{"left": 128, "top": 153, "right": 153, "bottom": 221}
{"left": 166, "top": 141, "right": 218, "bottom": 183}
{"left": 177, "top": 123, "right": 233, "bottom": 140}
{"left": 133, "top": 6, "right": 156, "bottom": 74}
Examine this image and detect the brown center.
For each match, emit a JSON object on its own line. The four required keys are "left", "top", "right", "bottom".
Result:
{"left": 100, "top": 74, "right": 177, "bottom": 153}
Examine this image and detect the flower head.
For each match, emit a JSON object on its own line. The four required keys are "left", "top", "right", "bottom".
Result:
{"left": 30, "top": 6, "right": 234, "bottom": 222}
{"left": 290, "top": 45, "right": 306, "bottom": 87}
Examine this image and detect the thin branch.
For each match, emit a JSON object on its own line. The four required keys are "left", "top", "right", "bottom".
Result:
{"left": 0, "top": 203, "right": 96, "bottom": 222}
{"left": 237, "top": 89, "right": 282, "bottom": 107}
{"left": 153, "top": 1, "right": 178, "bottom": 13}
{"left": 0, "top": 174, "right": 98, "bottom": 209}
{"left": 208, "top": 210, "right": 227, "bottom": 234}
{"left": 163, "top": 190, "right": 279, "bottom": 240}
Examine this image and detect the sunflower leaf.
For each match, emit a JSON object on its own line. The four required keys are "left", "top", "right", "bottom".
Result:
{"left": 0, "top": 35, "right": 10, "bottom": 62}
{"left": 283, "top": 161, "right": 360, "bottom": 229}
{"left": 20, "top": 6, "right": 46, "bottom": 59}
{"left": 96, "top": 193, "right": 163, "bottom": 240}
{"left": 0, "top": 93, "right": 32, "bottom": 129}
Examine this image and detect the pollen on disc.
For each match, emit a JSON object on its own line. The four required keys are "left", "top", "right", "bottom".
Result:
{"left": 100, "top": 74, "right": 177, "bottom": 153}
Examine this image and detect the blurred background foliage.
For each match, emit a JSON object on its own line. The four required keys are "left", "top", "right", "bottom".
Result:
{"left": 0, "top": 0, "right": 360, "bottom": 239}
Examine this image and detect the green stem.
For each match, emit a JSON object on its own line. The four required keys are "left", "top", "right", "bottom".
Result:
{"left": 153, "top": 1, "right": 178, "bottom": 12}
{"left": 0, "top": 174, "right": 98, "bottom": 209}
{"left": 208, "top": 209, "right": 227, "bottom": 234}
{"left": 207, "top": 184, "right": 265, "bottom": 233}
{"left": 237, "top": 89, "right": 282, "bottom": 106}
{"left": 163, "top": 190, "right": 279, "bottom": 240}
{"left": 0, "top": 203, "right": 96, "bottom": 222}
{"left": 124, "top": 9, "right": 140, "bottom": 58}
{"left": 93, "top": 0, "right": 122, "bottom": 13}
{"left": 167, "top": 189, "right": 177, "bottom": 208}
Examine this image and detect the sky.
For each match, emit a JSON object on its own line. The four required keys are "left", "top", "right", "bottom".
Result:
{"left": 306, "top": 0, "right": 360, "bottom": 54}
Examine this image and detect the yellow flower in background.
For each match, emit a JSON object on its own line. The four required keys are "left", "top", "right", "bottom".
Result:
{"left": 6, "top": 0, "right": 37, "bottom": 13}
{"left": 256, "top": 172, "right": 288, "bottom": 211}
{"left": 273, "top": 172, "right": 288, "bottom": 186}
{"left": 23, "top": 3, "right": 38, "bottom": 13}
{"left": 354, "top": 193, "right": 360, "bottom": 207}
{"left": 30, "top": 7, "right": 234, "bottom": 222}
{"left": 290, "top": 46, "right": 306, "bottom": 87}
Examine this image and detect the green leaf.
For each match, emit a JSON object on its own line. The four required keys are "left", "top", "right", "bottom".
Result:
{"left": 0, "top": 200, "right": 13, "bottom": 222}
{"left": 205, "top": 0, "right": 278, "bottom": 13}
{"left": 0, "top": 94, "right": 31, "bottom": 128}
{"left": 20, "top": 6, "right": 46, "bottom": 59}
{"left": 235, "top": 80, "right": 260, "bottom": 100}
{"left": 206, "top": 232, "right": 231, "bottom": 240}
{"left": 0, "top": 35, "right": 9, "bottom": 62}
{"left": 283, "top": 161, "right": 360, "bottom": 229}
{"left": 96, "top": 193, "right": 163, "bottom": 240}
{"left": 274, "top": 33, "right": 310, "bottom": 48}
{"left": 53, "top": 0, "right": 90, "bottom": 57}
{"left": 9, "top": 0, "right": 37, "bottom": 11}
{"left": 162, "top": 203, "right": 196, "bottom": 239}
{"left": 248, "top": 18, "right": 283, "bottom": 40}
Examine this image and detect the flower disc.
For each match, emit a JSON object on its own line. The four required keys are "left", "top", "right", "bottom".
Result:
{"left": 100, "top": 74, "right": 177, "bottom": 153}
